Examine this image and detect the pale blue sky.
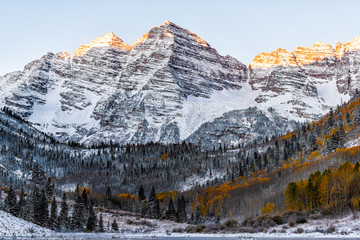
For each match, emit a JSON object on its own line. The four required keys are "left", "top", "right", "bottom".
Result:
{"left": 1, "top": 0, "right": 360, "bottom": 75}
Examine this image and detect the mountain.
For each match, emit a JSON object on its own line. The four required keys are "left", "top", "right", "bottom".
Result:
{"left": 0, "top": 21, "right": 359, "bottom": 147}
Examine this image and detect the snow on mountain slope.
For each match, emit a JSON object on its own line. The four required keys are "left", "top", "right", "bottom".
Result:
{"left": 1, "top": 21, "right": 359, "bottom": 146}
{"left": 0, "top": 210, "right": 53, "bottom": 236}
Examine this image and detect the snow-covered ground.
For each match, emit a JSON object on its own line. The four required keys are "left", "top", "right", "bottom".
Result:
{"left": 3, "top": 208, "right": 360, "bottom": 239}
{"left": 179, "top": 170, "right": 225, "bottom": 191}
{"left": 0, "top": 210, "right": 53, "bottom": 237}
{"left": 269, "top": 213, "right": 360, "bottom": 237}
{"left": 99, "top": 209, "right": 189, "bottom": 234}
{"left": 345, "top": 137, "right": 360, "bottom": 148}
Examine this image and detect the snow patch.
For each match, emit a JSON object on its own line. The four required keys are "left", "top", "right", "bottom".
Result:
{"left": 315, "top": 79, "right": 350, "bottom": 106}
{"left": 0, "top": 210, "right": 53, "bottom": 236}
{"left": 177, "top": 82, "right": 340, "bottom": 140}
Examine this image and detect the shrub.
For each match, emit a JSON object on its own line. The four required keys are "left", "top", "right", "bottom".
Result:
{"left": 296, "top": 216, "right": 307, "bottom": 224}
{"left": 289, "top": 219, "right": 295, "bottom": 227}
{"left": 272, "top": 215, "right": 283, "bottom": 225}
{"left": 296, "top": 228, "right": 304, "bottom": 233}
{"left": 327, "top": 225, "right": 336, "bottom": 233}
{"left": 261, "top": 219, "right": 275, "bottom": 228}
{"left": 186, "top": 225, "right": 206, "bottom": 233}
{"left": 195, "top": 225, "right": 206, "bottom": 233}
{"left": 243, "top": 217, "right": 256, "bottom": 227}
{"left": 224, "top": 219, "right": 238, "bottom": 228}
{"left": 238, "top": 227, "right": 255, "bottom": 233}
{"left": 172, "top": 227, "right": 184, "bottom": 233}
{"left": 270, "top": 229, "right": 276, "bottom": 233}
{"left": 208, "top": 224, "right": 221, "bottom": 231}
{"left": 309, "top": 213, "right": 322, "bottom": 220}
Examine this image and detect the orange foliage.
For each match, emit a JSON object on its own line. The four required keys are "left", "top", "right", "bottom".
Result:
{"left": 118, "top": 193, "right": 137, "bottom": 201}
{"left": 160, "top": 153, "right": 169, "bottom": 161}
{"left": 279, "top": 132, "right": 293, "bottom": 140}
{"left": 156, "top": 190, "right": 178, "bottom": 202}
{"left": 261, "top": 202, "right": 275, "bottom": 215}
{"left": 192, "top": 170, "right": 270, "bottom": 217}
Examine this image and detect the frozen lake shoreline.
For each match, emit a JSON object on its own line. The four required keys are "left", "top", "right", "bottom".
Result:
{"left": 2, "top": 233, "right": 360, "bottom": 240}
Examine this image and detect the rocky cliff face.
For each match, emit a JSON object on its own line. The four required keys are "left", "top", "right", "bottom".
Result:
{"left": 1, "top": 21, "right": 360, "bottom": 147}
{"left": 186, "top": 107, "right": 300, "bottom": 149}
{"left": 0, "top": 21, "right": 248, "bottom": 145}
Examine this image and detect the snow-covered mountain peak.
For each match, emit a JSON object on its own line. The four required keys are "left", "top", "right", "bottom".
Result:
{"left": 161, "top": 21, "right": 209, "bottom": 47}
{"left": 133, "top": 32, "right": 149, "bottom": 48}
{"left": 74, "top": 32, "right": 132, "bottom": 57}
{"left": 2, "top": 23, "right": 360, "bottom": 148}
{"left": 249, "top": 48, "right": 297, "bottom": 69}
{"left": 344, "top": 36, "right": 360, "bottom": 53}
{"left": 250, "top": 41, "right": 336, "bottom": 69}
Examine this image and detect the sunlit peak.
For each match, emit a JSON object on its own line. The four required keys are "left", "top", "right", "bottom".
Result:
{"left": 74, "top": 32, "right": 132, "bottom": 57}
{"left": 163, "top": 20, "right": 173, "bottom": 25}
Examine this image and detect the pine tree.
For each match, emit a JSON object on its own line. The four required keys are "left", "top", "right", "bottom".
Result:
{"left": 154, "top": 197, "right": 160, "bottom": 219}
{"left": 138, "top": 185, "right": 147, "bottom": 217}
{"left": 194, "top": 206, "right": 201, "bottom": 223}
{"left": 98, "top": 214, "right": 104, "bottom": 232}
{"left": 147, "top": 186, "right": 159, "bottom": 218}
{"left": 176, "top": 196, "right": 187, "bottom": 223}
{"left": 72, "top": 195, "right": 84, "bottom": 230}
{"left": 339, "top": 123, "right": 345, "bottom": 147}
{"left": 16, "top": 188, "right": 25, "bottom": 218}
{"left": 346, "top": 112, "right": 352, "bottom": 125}
{"left": 105, "top": 186, "right": 112, "bottom": 209}
{"left": 111, "top": 219, "right": 119, "bottom": 232}
{"left": 38, "top": 189, "right": 49, "bottom": 227}
{"left": 328, "top": 108, "right": 334, "bottom": 128}
{"left": 45, "top": 177, "right": 54, "bottom": 198}
{"left": 5, "top": 184, "right": 17, "bottom": 215}
{"left": 86, "top": 199, "right": 97, "bottom": 232}
{"left": 166, "top": 198, "right": 176, "bottom": 221}
{"left": 49, "top": 196, "right": 58, "bottom": 230}
{"left": 138, "top": 185, "right": 146, "bottom": 201}
{"left": 329, "top": 131, "right": 340, "bottom": 152}
{"left": 355, "top": 108, "right": 360, "bottom": 124}
{"left": 31, "top": 187, "right": 41, "bottom": 224}
{"left": 82, "top": 188, "right": 88, "bottom": 209}
{"left": 59, "top": 193, "right": 69, "bottom": 229}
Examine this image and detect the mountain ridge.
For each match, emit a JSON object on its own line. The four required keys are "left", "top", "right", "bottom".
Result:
{"left": 0, "top": 20, "right": 358, "bottom": 147}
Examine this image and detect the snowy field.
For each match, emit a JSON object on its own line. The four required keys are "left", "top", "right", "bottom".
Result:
{"left": 3, "top": 209, "right": 360, "bottom": 239}
{"left": 1, "top": 234, "right": 360, "bottom": 239}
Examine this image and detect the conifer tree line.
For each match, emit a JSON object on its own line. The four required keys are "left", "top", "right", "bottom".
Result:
{"left": 1, "top": 179, "right": 118, "bottom": 232}
{"left": 1, "top": 181, "right": 189, "bottom": 232}
{"left": 0, "top": 106, "right": 240, "bottom": 196}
